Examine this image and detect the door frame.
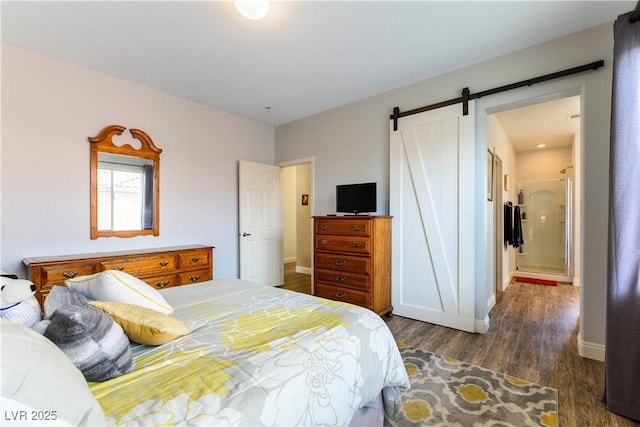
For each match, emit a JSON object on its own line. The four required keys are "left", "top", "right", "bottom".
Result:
{"left": 276, "top": 157, "right": 315, "bottom": 292}
{"left": 478, "top": 86, "right": 583, "bottom": 330}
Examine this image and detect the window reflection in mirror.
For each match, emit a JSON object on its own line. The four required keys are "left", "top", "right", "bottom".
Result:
{"left": 97, "top": 153, "right": 155, "bottom": 231}
{"left": 89, "top": 125, "right": 161, "bottom": 239}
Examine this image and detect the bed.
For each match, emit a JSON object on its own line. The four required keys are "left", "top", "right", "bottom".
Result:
{"left": 2, "top": 276, "right": 410, "bottom": 426}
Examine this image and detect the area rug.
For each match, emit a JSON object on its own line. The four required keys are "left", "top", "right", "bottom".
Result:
{"left": 515, "top": 276, "right": 558, "bottom": 286}
{"left": 385, "top": 345, "right": 558, "bottom": 427}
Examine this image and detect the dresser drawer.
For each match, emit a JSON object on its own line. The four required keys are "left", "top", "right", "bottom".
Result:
{"left": 101, "top": 254, "right": 177, "bottom": 276}
{"left": 142, "top": 274, "right": 179, "bottom": 290}
{"left": 315, "top": 283, "right": 370, "bottom": 307}
{"left": 40, "top": 262, "right": 99, "bottom": 288}
{"left": 315, "top": 235, "right": 370, "bottom": 254}
{"left": 178, "top": 268, "right": 211, "bottom": 285}
{"left": 178, "top": 249, "right": 211, "bottom": 269}
{"left": 315, "top": 253, "right": 370, "bottom": 274}
{"left": 315, "top": 269, "right": 370, "bottom": 291}
{"left": 315, "top": 218, "right": 371, "bottom": 236}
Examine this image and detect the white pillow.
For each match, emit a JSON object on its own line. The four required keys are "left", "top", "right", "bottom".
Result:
{"left": 0, "top": 319, "right": 105, "bottom": 426}
{"left": 66, "top": 270, "right": 173, "bottom": 314}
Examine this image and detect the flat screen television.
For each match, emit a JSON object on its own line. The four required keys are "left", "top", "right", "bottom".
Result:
{"left": 336, "top": 182, "right": 376, "bottom": 214}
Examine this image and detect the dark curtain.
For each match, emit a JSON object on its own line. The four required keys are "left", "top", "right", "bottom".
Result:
{"left": 603, "top": 10, "right": 640, "bottom": 422}
{"left": 142, "top": 164, "right": 154, "bottom": 230}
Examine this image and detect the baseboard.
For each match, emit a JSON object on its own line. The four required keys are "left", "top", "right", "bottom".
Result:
{"left": 487, "top": 293, "right": 496, "bottom": 313}
{"left": 503, "top": 272, "right": 513, "bottom": 291}
{"left": 572, "top": 277, "right": 581, "bottom": 287}
{"left": 578, "top": 333, "right": 605, "bottom": 361}
{"left": 295, "top": 266, "right": 312, "bottom": 275}
{"left": 283, "top": 257, "right": 296, "bottom": 264}
{"left": 474, "top": 316, "right": 490, "bottom": 334}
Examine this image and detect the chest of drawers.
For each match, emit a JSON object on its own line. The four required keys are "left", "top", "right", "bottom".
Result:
{"left": 23, "top": 245, "right": 214, "bottom": 305}
{"left": 313, "top": 216, "right": 392, "bottom": 316}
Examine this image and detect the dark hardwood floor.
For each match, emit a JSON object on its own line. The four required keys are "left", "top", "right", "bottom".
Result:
{"left": 278, "top": 265, "right": 638, "bottom": 426}
{"left": 278, "top": 262, "right": 312, "bottom": 294}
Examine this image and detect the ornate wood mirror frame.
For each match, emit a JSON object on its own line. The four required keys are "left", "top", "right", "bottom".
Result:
{"left": 89, "top": 125, "right": 162, "bottom": 239}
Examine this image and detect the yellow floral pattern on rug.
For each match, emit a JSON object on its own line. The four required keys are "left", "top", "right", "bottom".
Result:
{"left": 386, "top": 347, "right": 559, "bottom": 427}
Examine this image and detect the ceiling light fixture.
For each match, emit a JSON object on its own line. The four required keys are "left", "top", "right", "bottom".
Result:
{"left": 536, "top": 143, "right": 547, "bottom": 148}
{"left": 234, "top": 0, "right": 270, "bottom": 20}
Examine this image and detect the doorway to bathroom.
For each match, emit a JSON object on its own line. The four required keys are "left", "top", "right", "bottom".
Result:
{"left": 493, "top": 94, "right": 580, "bottom": 284}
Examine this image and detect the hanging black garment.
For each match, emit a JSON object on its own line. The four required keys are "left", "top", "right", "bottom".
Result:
{"left": 504, "top": 204, "right": 513, "bottom": 245}
{"left": 512, "top": 206, "right": 524, "bottom": 248}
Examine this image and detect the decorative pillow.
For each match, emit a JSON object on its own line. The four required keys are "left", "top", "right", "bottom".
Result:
{"left": 89, "top": 300, "right": 190, "bottom": 345}
{"left": 1, "top": 319, "right": 105, "bottom": 426}
{"left": 44, "top": 285, "right": 89, "bottom": 319}
{"left": 44, "top": 303, "right": 134, "bottom": 382}
{"left": 66, "top": 270, "right": 173, "bottom": 314}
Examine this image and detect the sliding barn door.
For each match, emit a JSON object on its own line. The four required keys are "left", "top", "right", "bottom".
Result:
{"left": 239, "top": 160, "right": 283, "bottom": 286}
{"left": 390, "top": 102, "right": 475, "bottom": 332}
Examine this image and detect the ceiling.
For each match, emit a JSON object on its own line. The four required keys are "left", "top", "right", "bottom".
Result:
{"left": 494, "top": 96, "right": 580, "bottom": 152}
{"left": 0, "top": 1, "right": 634, "bottom": 127}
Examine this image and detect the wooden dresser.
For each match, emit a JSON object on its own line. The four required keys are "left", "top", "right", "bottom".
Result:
{"left": 313, "top": 216, "right": 392, "bottom": 317}
{"left": 23, "top": 245, "right": 214, "bottom": 305}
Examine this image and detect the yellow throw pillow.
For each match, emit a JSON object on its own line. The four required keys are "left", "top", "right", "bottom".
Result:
{"left": 88, "top": 301, "right": 190, "bottom": 346}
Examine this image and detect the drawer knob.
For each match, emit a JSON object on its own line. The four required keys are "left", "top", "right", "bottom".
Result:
{"left": 335, "top": 259, "right": 346, "bottom": 266}
{"left": 336, "top": 291, "right": 346, "bottom": 298}
{"left": 320, "top": 239, "right": 328, "bottom": 245}
{"left": 320, "top": 224, "right": 328, "bottom": 230}
{"left": 159, "top": 261, "right": 169, "bottom": 267}
{"left": 189, "top": 275, "right": 201, "bottom": 282}
{"left": 336, "top": 275, "right": 346, "bottom": 282}
{"left": 353, "top": 225, "right": 361, "bottom": 231}
{"left": 62, "top": 271, "right": 78, "bottom": 279}
{"left": 191, "top": 257, "right": 201, "bottom": 263}
{"left": 352, "top": 242, "right": 362, "bottom": 247}
{"left": 155, "top": 281, "right": 169, "bottom": 288}
{"left": 113, "top": 266, "right": 125, "bottom": 271}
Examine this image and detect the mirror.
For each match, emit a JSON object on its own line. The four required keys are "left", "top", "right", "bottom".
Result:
{"left": 89, "top": 125, "right": 162, "bottom": 239}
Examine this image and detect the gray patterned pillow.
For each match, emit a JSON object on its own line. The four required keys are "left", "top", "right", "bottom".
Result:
{"left": 44, "top": 303, "right": 134, "bottom": 382}
{"left": 44, "top": 285, "right": 89, "bottom": 319}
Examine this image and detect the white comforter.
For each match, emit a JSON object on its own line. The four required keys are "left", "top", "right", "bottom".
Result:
{"left": 89, "top": 279, "right": 410, "bottom": 426}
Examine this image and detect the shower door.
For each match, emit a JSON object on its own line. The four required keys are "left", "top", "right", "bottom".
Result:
{"left": 516, "top": 179, "right": 571, "bottom": 277}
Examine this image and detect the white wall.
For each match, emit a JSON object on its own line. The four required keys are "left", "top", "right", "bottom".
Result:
{"left": 1, "top": 42, "right": 275, "bottom": 279}
{"left": 295, "top": 163, "right": 312, "bottom": 270}
{"left": 281, "top": 166, "right": 297, "bottom": 263}
{"left": 275, "top": 23, "right": 614, "bottom": 355}
{"left": 516, "top": 146, "right": 573, "bottom": 181}
{"left": 487, "top": 115, "right": 517, "bottom": 290}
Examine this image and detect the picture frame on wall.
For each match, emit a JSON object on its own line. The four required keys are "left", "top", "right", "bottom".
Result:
{"left": 301, "top": 194, "right": 309, "bottom": 205}
{"left": 487, "top": 148, "right": 494, "bottom": 201}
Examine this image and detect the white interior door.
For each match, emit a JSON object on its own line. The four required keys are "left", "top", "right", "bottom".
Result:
{"left": 390, "top": 102, "right": 475, "bottom": 332}
{"left": 239, "top": 160, "right": 283, "bottom": 286}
